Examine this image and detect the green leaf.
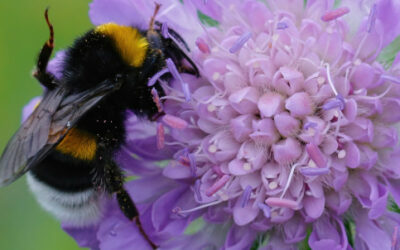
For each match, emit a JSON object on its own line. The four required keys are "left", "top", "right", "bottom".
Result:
{"left": 250, "top": 234, "right": 268, "bottom": 250}
{"left": 334, "top": 0, "right": 342, "bottom": 8}
{"left": 184, "top": 217, "right": 205, "bottom": 235}
{"left": 388, "top": 197, "right": 400, "bottom": 213}
{"left": 197, "top": 11, "right": 219, "bottom": 27}
{"left": 344, "top": 216, "right": 355, "bottom": 247}
{"left": 298, "top": 227, "right": 312, "bottom": 250}
{"left": 378, "top": 36, "right": 400, "bottom": 68}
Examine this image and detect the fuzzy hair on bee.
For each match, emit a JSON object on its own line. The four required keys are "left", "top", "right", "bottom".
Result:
{"left": 0, "top": 6, "right": 198, "bottom": 248}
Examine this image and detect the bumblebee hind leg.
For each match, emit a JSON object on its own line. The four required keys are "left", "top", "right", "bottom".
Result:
{"left": 95, "top": 160, "right": 157, "bottom": 249}
{"left": 33, "top": 8, "right": 58, "bottom": 90}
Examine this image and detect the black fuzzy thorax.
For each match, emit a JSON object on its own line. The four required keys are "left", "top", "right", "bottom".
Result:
{"left": 31, "top": 28, "right": 166, "bottom": 192}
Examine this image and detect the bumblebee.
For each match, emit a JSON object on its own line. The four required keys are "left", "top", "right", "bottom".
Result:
{"left": 0, "top": 6, "right": 197, "bottom": 248}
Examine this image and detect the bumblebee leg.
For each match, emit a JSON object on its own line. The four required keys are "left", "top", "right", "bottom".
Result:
{"left": 33, "top": 8, "right": 57, "bottom": 90}
{"left": 102, "top": 161, "right": 157, "bottom": 249}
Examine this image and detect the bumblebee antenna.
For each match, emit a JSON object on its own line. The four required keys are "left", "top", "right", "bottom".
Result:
{"left": 149, "top": 3, "right": 161, "bottom": 31}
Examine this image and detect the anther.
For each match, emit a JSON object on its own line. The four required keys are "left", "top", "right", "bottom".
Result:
{"left": 321, "top": 7, "right": 350, "bottom": 22}
{"left": 156, "top": 123, "right": 165, "bottom": 149}
{"left": 162, "top": 114, "right": 188, "bottom": 129}
{"left": 151, "top": 88, "right": 163, "bottom": 112}
{"left": 147, "top": 68, "right": 169, "bottom": 86}
{"left": 367, "top": 4, "right": 377, "bottom": 33}
{"left": 240, "top": 186, "right": 252, "bottom": 208}
{"left": 276, "top": 22, "right": 288, "bottom": 30}
{"left": 229, "top": 31, "right": 252, "bottom": 53}
{"left": 205, "top": 175, "right": 230, "bottom": 197}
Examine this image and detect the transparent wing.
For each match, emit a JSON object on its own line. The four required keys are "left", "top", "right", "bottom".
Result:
{"left": 0, "top": 79, "right": 119, "bottom": 187}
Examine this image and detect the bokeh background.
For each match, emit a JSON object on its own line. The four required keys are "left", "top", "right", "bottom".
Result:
{"left": 0, "top": 1, "right": 92, "bottom": 249}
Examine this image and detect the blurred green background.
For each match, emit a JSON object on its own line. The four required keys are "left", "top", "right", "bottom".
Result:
{"left": 0, "top": 1, "right": 92, "bottom": 249}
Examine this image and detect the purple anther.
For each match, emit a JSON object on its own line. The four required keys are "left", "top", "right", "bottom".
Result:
{"left": 276, "top": 22, "right": 288, "bottom": 30}
{"left": 240, "top": 185, "right": 252, "bottom": 208}
{"left": 323, "top": 95, "right": 345, "bottom": 110}
{"left": 303, "top": 122, "right": 318, "bottom": 130}
{"left": 229, "top": 32, "right": 252, "bottom": 53}
{"left": 166, "top": 58, "right": 184, "bottom": 83}
{"left": 182, "top": 82, "right": 191, "bottom": 102}
{"left": 194, "top": 179, "right": 202, "bottom": 201}
{"left": 189, "top": 152, "right": 197, "bottom": 177}
{"left": 161, "top": 22, "right": 169, "bottom": 38}
{"left": 367, "top": 4, "right": 377, "bottom": 33}
{"left": 257, "top": 203, "right": 271, "bottom": 218}
{"left": 299, "top": 167, "right": 330, "bottom": 176}
{"left": 147, "top": 68, "right": 169, "bottom": 86}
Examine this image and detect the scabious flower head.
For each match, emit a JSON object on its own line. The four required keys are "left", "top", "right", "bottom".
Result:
{"left": 38, "top": 0, "right": 400, "bottom": 249}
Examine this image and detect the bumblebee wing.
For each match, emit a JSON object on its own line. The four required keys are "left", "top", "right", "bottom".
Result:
{"left": 0, "top": 79, "right": 118, "bottom": 187}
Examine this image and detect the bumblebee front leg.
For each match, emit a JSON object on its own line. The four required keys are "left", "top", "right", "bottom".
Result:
{"left": 33, "top": 8, "right": 57, "bottom": 90}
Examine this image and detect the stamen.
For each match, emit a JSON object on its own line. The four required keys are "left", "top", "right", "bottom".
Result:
{"left": 182, "top": 82, "right": 191, "bottom": 102}
{"left": 194, "top": 179, "right": 202, "bottom": 201}
{"left": 240, "top": 185, "right": 252, "bottom": 208}
{"left": 205, "top": 175, "right": 230, "bottom": 197}
{"left": 257, "top": 203, "right": 271, "bottom": 218}
{"left": 280, "top": 161, "right": 302, "bottom": 198}
{"left": 303, "top": 122, "right": 317, "bottom": 130}
{"left": 151, "top": 88, "right": 163, "bottom": 113}
{"left": 367, "top": 4, "right": 377, "bottom": 33}
{"left": 325, "top": 63, "right": 339, "bottom": 96}
{"left": 156, "top": 123, "right": 165, "bottom": 149}
{"left": 166, "top": 58, "right": 184, "bottom": 83}
{"left": 147, "top": 68, "right": 169, "bottom": 86}
{"left": 174, "top": 191, "right": 241, "bottom": 215}
{"left": 196, "top": 37, "right": 210, "bottom": 54}
{"left": 162, "top": 114, "right": 188, "bottom": 129}
{"left": 323, "top": 94, "right": 345, "bottom": 110}
{"left": 229, "top": 31, "right": 252, "bottom": 53}
{"left": 189, "top": 152, "right": 197, "bottom": 177}
{"left": 305, "top": 143, "right": 326, "bottom": 168}
{"left": 354, "top": 87, "right": 392, "bottom": 102}
{"left": 321, "top": 7, "right": 350, "bottom": 22}
{"left": 161, "top": 22, "right": 169, "bottom": 38}
{"left": 265, "top": 197, "right": 298, "bottom": 209}
{"left": 299, "top": 167, "right": 329, "bottom": 176}
{"left": 276, "top": 22, "right": 288, "bottom": 30}
{"left": 382, "top": 74, "right": 400, "bottom": 84}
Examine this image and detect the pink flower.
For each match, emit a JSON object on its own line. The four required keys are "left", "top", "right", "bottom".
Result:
{"left": 44, "top": 0, "right": 400, "bottom": 249}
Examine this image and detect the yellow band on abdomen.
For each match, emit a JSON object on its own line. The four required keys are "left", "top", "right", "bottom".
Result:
{"left": 55, "top": 128, "right": 97, "bottom": 161}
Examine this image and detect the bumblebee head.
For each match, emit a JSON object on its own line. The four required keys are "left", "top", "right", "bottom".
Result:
{"left": 95, "top": 23, "right": 149, "bottom": 68}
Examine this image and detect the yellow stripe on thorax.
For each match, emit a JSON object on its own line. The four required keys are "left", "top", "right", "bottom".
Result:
{"left": 95, "top": 23, "right": 149, "bottom": 67}
{"left": 55, "top": 128, "right": 97, "bottom": 161}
